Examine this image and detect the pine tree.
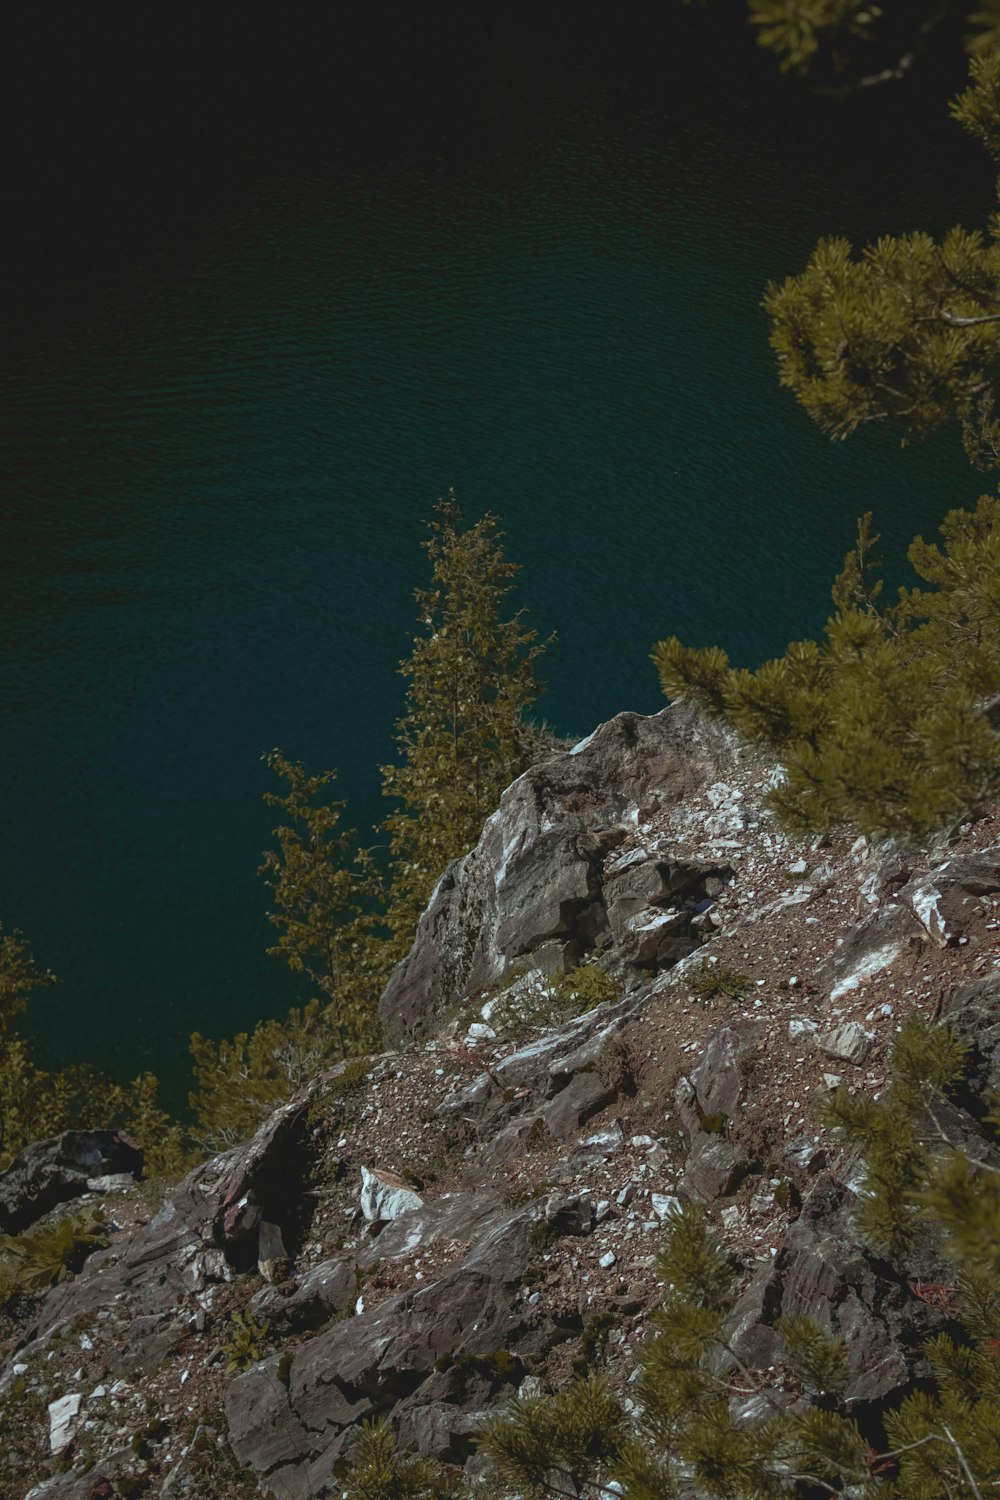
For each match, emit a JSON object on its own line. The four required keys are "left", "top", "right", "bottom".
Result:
{"left": 341, "top": 1418, "right": 464, "bottom": 1499}
{"left": 765, "top": 48, "right": 1000, "bottom": 463}
{"left": 258, "top": 749, "right": 384, "bottom": 1048}
{"left": 188, "top": 502, "right": 552, "bottom": 1148}
{"left": 380, "top": 493, "right": 552, "bottom": 965}
{"left": 188, "top": 753, "right": 386, "bottom": 1150}
{"left": 0, "top": 923, "right": 192, "bottom": 1176}
{"left": 188, "top": 1001, "right": 343, "bottom": 1151}
{"left": 682, "top": 2, "right": 1000, "bottom": 81}
{"left": 652, "top": 494, "right": 1000, "bottom": 839}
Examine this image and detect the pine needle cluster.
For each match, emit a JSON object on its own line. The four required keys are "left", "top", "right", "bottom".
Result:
{"left": 765, "top": 47, "right": 1000, "bottom": 460}
{"left": 188, "top": 495, "right": 552, "bottom": 1145}
{"left": 652, "top": 496, "right": 1000, "bottom": 838}
{"left": 341, "top": 1417, "right": 465, "bottom": 1500}
{"left": 683, "top": 2, "right": 1000, "bottom": 81}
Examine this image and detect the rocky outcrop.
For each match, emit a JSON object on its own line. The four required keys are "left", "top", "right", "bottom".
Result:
{"left": 819, "top": 847, "right": 1000, "bottom": 1001}
{"left": 728, "top": 1172, "right": 941, "bottom": 1409}
{"left": 225, "top": 1191, "right": 595, "bottom": 1495}
{"left": 675, "top": 1021, "right": 760, "bottom": 1201}
{"left": 9, "top": 701, "right": 1000, "bottom": 1500}
{"left": 905, "top": 851, "right": 1000, "bottom": 946}
{"left": 380, "top": 704, "right": 749, "bottom": 1041}
{"left": 0, "top": 1132, "right": 143, "bottom": 1235}
{"left": 8, "top": 1072, "right": 334, "bottom": 1372}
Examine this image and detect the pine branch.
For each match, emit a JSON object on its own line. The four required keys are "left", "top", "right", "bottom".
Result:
{"left": 938, "top": 308, "right": 1000, "bottom": 327}
{"left": 942, "top": 1425, "right": 987, "bottom": 1500}
{"left": 815, "top": 52, "right": 914, "bottom": 97}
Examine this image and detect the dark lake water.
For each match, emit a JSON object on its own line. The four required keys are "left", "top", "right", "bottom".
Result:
{"left": 2, "top": 11, "right": 993, "bottom": 1111}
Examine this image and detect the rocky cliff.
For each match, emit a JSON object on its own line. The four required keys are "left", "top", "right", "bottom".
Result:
{"left": 4, "top": 702, "right": 1000, "bottom": 1498}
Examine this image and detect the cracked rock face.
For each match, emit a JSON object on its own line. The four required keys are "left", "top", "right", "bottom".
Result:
{"left": 728, "top": 1172, "right": 927, "bottom": 1408}
{"left": 11, "top": 703, "right": 1000, "bottom": 1500}
{"left": 675, "top": 1021, "right": 760, "bottom": 1202}
{"left": 379, "top": 704, "right": 746, "bottom": 1041}
{"left": 0, "top": 1132, "right": 144, "bottom": 1235}
{"left": 225, "top": 1197, "right": 589, "bottom": 1495}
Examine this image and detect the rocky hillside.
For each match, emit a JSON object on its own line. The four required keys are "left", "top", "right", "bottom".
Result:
{"left": 4, "top": 702, "right": 1000, "bottom": 1499}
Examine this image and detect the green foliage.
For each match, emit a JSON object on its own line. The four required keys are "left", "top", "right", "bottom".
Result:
{"left": 685, "top": 1, "right": 1000, "bottom": 79}
{"left": 485, "top": 962, "right": 621, "bottom": 1038}
{"left": 0, "top": 924, "right": 55, "bottom": 1030}
{"left": 189, "top": 999, "right": 348, "bottom": 1151}
{"left": 550, "top": 963, "right": 622, "bottom": 1013}
{"left": 116, "top": 1071, "right": 196, "bottom": 1180}
{"left": 953, "top": 43, "right": 1000, "bottom": 156}
{"left": 475, "top": 1035, "right": 1000, "bottom": 1497}
{"left": 748, "top": 0, "right": 882, "bottom": 76}
{"left": 654, "top": 496, "right": 1000, "bottom": 839}
{"left": 476, "top": 1201, "right": 871, "bottom": 1500}
{"left": 339, "top": 1078, "right": 1000, "bottom": 1499}
{"left": 341, "top": 1417, "right": 464, "bottom": 1500}
{"left": 0, "top": 1206, "right": 108, "bottom": 1299}
{"left": 0, "top": 925, "right": 56, "bottom": 1163}
{"left": 777, "top": 1314, "right": 848, "bottom": 1396}
{"left": 380, "top": 493, "right": 552, "bottom": 965}
{"left": 574, "top": 1310, "right": 617, "bottom": 1375}
{"left": 764, "top": 49, "right": 1000, "bottom": 462}
{"left": 0, "top": 923, "right": 192, "bottom": 1176}
{"left": 221, "top": 1309, "right": 270, "bottom": 1375}
{"left": 188, "top": 753, "right": 387, "bottom": 1152}
{"left": 821, "top": 1014, "right": 1000, "bottom": 1267}
{"left": 687, "top": 960, "right": 750, "bottom": 1003}
{"left": 259, "top": 750, "right": 385, "bottom": 1046}
{"left": 478, "top": 1375, "right": 626, "bottom": 1499}
{"left": 766, "top": 226, "right": 1000, "bottom": 454}
{"left": 188, "top": 497, "right": 554, "bottom": 1153}
{"left": 822, "top": 1019, "right": 1000, "bottom": 1499}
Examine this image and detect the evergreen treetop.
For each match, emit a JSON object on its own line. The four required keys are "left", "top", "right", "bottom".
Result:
{"left": 684, "top": 1, "right": 1000, "bottom": 82}
{"left": 652, "top": 494, "right": 1000, "bottom": 839}
{"left": 380, "top": 492, "right": 552, "bottom": 963}
{"left": 764, "top": 47, "right": 1000, "bottom": 465}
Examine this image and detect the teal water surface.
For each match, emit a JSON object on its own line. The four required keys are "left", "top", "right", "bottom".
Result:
{"left": 2, "top": 68, "right": 991, "bottom": 1109}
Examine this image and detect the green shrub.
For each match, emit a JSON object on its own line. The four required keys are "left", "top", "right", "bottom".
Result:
{"left": 653, "top": 498, "right": 1000, "bottom": 840}
{"left": 550, "top": 964, "right": 621, "bottom": 1013}
{"left": 687, "top": 960, "right": 750, "bottom": 1003}
{"left": 0, "top": 1205, "right": 108, "bottom": 1298}
{"left": 340, "top": 1417, "right": 464, "bottom": 1499}
{"left": 220, "top": 1309, "right": 270, "bottom": 1375}
{"left": 487, "top": 962, "right": 620, "bottom": 1038}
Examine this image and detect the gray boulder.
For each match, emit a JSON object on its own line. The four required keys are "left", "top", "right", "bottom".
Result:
{"left": 0, "top": 1131, "right": 143, "bottom": 1235}
{"left": 251, "top": 1257, "right": 358, "bottom": 1336}
{"left": 728, "top": 1173, "right": 947, "bottom": 1408}
{"left": 226, "top": 1195, "right": 593, "bottom": 1494}
{"left": 379, "top": 704, "right": 748, "bottom": 1041}
{"left": 819, "top": 847, "right": 1000, "bottom": 1002}
{"left": 904, "top": 851, "right": 1000, "bottom": 946}
{"left": 675, "top": 1021, "right": 761, "bottom": 1202}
